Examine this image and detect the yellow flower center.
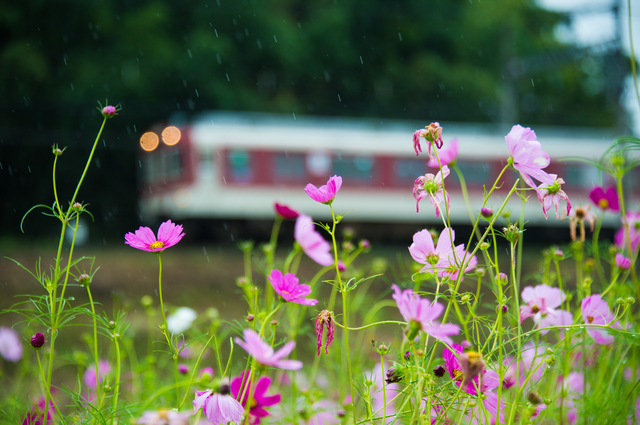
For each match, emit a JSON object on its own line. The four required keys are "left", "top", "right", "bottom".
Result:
{"left": 150, "top": 241, "right": 165, "bottom": 249}
{"left": 587, "top": 316, "right": 594, "bottom": 323}
{"left": 531, "top": 305, "right": 540, "bottom": 313}
{"left": 453, "top": 369, "right": 464, "bottom": 382}
{"left": 249, "top": 398, "right": 258, "bottom": 408}
{"left": 598, "top": 199, "right": 609, "bottom": 209}
{"left": 158, "top": 411, "right": 169, "bottom": 419}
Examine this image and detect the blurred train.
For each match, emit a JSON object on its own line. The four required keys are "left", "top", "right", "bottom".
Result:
{"left": 136, "top": 111, "right": 625, "bottom": 229}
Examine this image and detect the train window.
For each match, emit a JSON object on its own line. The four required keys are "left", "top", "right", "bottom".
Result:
{"left": 228, "top": 150, "right": 253, "bottom": 183}
{"left": 307, "top": 151, "right": 331, "bottom": 176}
{"left": 564, "top": 163, "right": 601, "bottom": 188}
{"left": 394, "top": 158, "right": 427, "bottom": 183}
{"left": 333, "top": 155, "right": 375, "bottom": 181}
{"left": 275, "top": 153, "right": 305, "bottom": 180}
{"left": 166, "top": 150, "right": 183, "bottom": 179}
{"left": 451, "top": 161, "right": 490, "bottom": 186}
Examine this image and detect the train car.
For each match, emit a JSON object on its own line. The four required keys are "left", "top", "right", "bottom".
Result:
{"left": 137, "top": 111, "right": 625, "bottom": 229}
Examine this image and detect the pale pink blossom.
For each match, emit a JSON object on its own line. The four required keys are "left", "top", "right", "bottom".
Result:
{"left": 235, "top": 329, "right": 302, "bottom": 370}
{"left": 268, "top": 270, "right": 318, "bottom": 306}
{"left": 137, "top": 410, "right": 189, "bottom": 424}
{"left": 0, "top": 327, "right": 22, "bottom": 362}
{"left": 427, "top": 138, "right": 459, "bottom": 168}
{"left": 294, "top": 214, "right": 333, "bottom": 267}
{"left": 581, "top": 294, "right": 618, "bottom": 345}
{"left": 304, "top": 175, "right": 342, "bottom": 204}
{"left": 414, "top": 165, "right": 450, "bottom": 217}
{"left": 503, "top": 342, "right": 548, "bottom": 389}
{"left": 520, "top": 284, "right": 573, "bottom": 334}
{"left": 124, "top": 220, "right": 185, "bottom": 252}
{"left": 408, "top": 228, "right": 455, "bottom": 275}
{"left": 536, "top": 175, "right": 571, "bottom": 220}
{"left": 506, "top": 124, "right": 552, "bottom": 190}
{"left": 615, "top": 212, "right": 640, "bottom": 252}
{"left": 193, "top": 390, "right": 244, "bottom": 424}
{"left": 391, "top": 284, "right": 459, "bottom": 344}
{"left": 84, "top": 360, "right": 111, "bottom": 390}
{"left": 371, "top": 363, "right": 398, "bottom": 423}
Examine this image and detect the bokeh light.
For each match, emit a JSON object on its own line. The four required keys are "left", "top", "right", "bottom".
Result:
{"left": 140, "top": 132, "right": 159, "bottom": 151}
{"left": 173, "top": 188, "right": 192, "bottom": 208}
{"left": 162, "top": 126, "right": 181, "bottom": 146}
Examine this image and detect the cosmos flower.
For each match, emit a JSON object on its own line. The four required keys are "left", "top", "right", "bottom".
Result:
{"left": 124, "top": 220, "right": 185, "bottom": 253}
{"left": 520, "top": 284, "right": 573, "bottom": 334}
{"left": 235, "top": 329, "right": 302, "bottom": 370}
{"left": 414, "top": 165, "right": 450, "bottom": 217}
{"left": 304, "top": 175, "right": 342, "bottom": 204}
{"left": 22, "top": 396, "right": 55, "bottom": 425}
{"left": 536, "top": 175, "right": 571, "bottom": 220}
{"left": 231, "top": 373, "right": 281, "bottom": 424}
{"left": 294, "top": 214, "right": 333, "bottom": 267}
{"left": 506, "top": 124, "right": 552, "bottom": 190}
{"left": 589, "top": 186, "right": 619, "bottom": 212}
{"left": 391, "top": 284, "right": 459, "bottom": 344}
{"left": 413, "top": 123, "right": 444, "bottom": 158}
{"left": 581, "top": 294, "right": 618, "bottom": 345}
{"left": 370, "top": 363, "right": 398, "bottom": 423}
{"left": 427, "top": 138, "right": 459, "bottom": 168}
{"left": 567, "top": 205, "right": 596, "bottom": 242}
{"left": 137, "top": 410, "right": 189, "bottom": 425}
{"left": 0, "top": 327, "right": 23, "bottom": 362}
{"left": 274, "top": 203, "right": 299, "bottom": 220}
{"left": 503, "top": 342, "right": 548, "bottom": 389}
{"left": 616, "top": 253, "right": 631, "bottom": 270}
{"left": 193, "top": 388, "right": 244, "bottom": 424}
{"left": 84, "top": 360, "right": 111, "bottom": 390}
{"left": 316, "top": 310, "right": 335, "bottom": 356}
{"left": 408, "top": 228, "right": 455, "bottom": 275}
{"left": 615, "top": 211, "right": 640, "bottom": 252}
{"left": 268, "top": 270, "right": 318, "bottom": 306}
{"left": 166, "top": 307, "right": 197, "bottom": 335}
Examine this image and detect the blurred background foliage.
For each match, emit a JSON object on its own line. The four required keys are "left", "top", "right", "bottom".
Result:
{"left": 0, "top": 0, "right": 628, "bottom": 241}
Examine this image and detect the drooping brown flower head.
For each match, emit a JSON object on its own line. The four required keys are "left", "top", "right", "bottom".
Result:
{"left": 315, "top": 310, "right": 335, "bottom": 356}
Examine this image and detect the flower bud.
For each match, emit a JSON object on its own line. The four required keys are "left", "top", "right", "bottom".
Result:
{"left": 626, "top": 297, "right": 636, "bottom": 305}
{"left": 364, "top": 378, "right": 374, "bottom": 387}
{"left": 480, "top": 207, "right": 494, "bottom": 219}
{"left": 415, "top": 349, "right": 424, "bottom": 358}
{"left": 460, "top": 294, "right": 470, "bottom": 304}
{"left": 102, "top": 105, "right": 117, "bottom": 118}
{"left": 527, "top": 392, "right": 543, "bottom": 405}
{"left": 72, "top": 202, "right": 83, "bottom": 211}
{"left": 52, "top": 145, "right": 65, "bottom": 156}
{"left": 104, "top": 384, "right": 113, "bottom": 393}
{"left": 459, "top": 351, "right": 485, "bottom": 385}
{"left": 246, "top": 314, "right": 254, "bottom": 322}
{"left": 343, "top": 226, "right": 356, "bottom": 239}
{"left": 270, "top": 320, "right": 278, "bottom": 327}
{"left": 239, "top": 241, "right": 254, "bottom": 252}
{"left": 108, "top": 320, "right": 116, "bottom": 330}
{"left": 78, "top": 273, "right": 91, "bottom": 287}
{"left": 474, "top": 267, "right": 486, "bottom": 278}
{"left": 343, "top": 241, "right": 355, "bottom": 251}
{"left": 385, "top": 367, "right": 403, "bottom": 384}
{"left": 616, "top": 298, "right": 625, "bottom": 306}
{"left": 206, "top": 307, "right": 219, "bottom": 320}
{"left": 359, "top": 239, "right": 371, "bottom": 251}
{"left": 584, "top": 258, "right": 595, "bottom": 274}
{"left": 545, "top": 355, "right": 555, "bottom": 365}
{"left": 611, "top": 153, "right": 625, "bottom": 167}
{"left": 236, "top": 276, "right": 248, "bottom": 287}
{"left": 178, "top": 364, "right": 189, "bottom": 375}
{"left": 433, "top": 365, "right": 446, "bottom": 377}
{"left": 503, "top": 225, "right": 521, "bottom": 243}
{"left": 377, "top": 344, "right": 388, "bottom": 354}
{"left": 496, "top": 273, "right": 508, "bottom": 286}
{"left": 404, "top": 351, "right": 412, "bottom": 361}
{"left": 479, "top": 242, "right": 490, "bottom": 251}
{"left": 496, "top": 304, "right": 508, "bottom": 314}
{"left": 30, "top": 332, "right": 45, "bottom": 349}
{"left": 551, "top": 246, "right": 564, "bottom": 260}
{"left": 141, "top": 295, "right": 153, "bottom": 307}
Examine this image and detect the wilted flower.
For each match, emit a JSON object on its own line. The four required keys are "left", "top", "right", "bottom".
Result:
{"left": 427, "top": 138, "right": 459, "bottom": 168}
{"left": 268, "top": 270, "right": 318, "bottom": 306}
{"left": 413, "top": 123, "right": 444, "bottom": 158}
{"left": 391, "top": 284, "right": 459, "bottom": 344}
{"left": 304, "top": 175, "right": 342, "bottom": 204}
{"left": 581, "top": 294, "right": 618, "bottom": 345}
{"left": 235, "top": 329, "right": 302, "bottom": 370}
{"left": 124, "top": 220, "right": 185, "bottom": 253}
{"left": 193, "top": 387, "right": 244, "bottom": 424}
{"left": 166, "top": 307, "right": 197, "bottom": 335}
{"left": 567, "top": 205, "right": 596, "bottom": 242}
{"left": 536, "top": 175, "right": 571, "bottom": 220}
{"left": 589, "top": 187, "right": 619, "bottom": 212}
{"left": 274, "top": 202, "right": 299, "bottom": 220}
{"left": 30, "top": 333, "right": 45, "bottom": 350}
{"left": 413, "top": 166, "right": 450, "bottom": 217}
{"left": 0, "top": 327, "right": 22, "bottom": 362}
{"left": 458, "top": 351, "right": 486, "bottom": 385}
{"left": 316, "top": 310, "right": 335, "bottom": 356}
{"left": 506, "top": 124, "right": 552, "bottom": 190}
{"left": 137, "top": 410, "right": 189, "bottom": 425}
{"left": 294, "top": 214, "right": 333, "bottom": 267}
{"left": 231, "top": 373, "right": 281, "bottom": 424}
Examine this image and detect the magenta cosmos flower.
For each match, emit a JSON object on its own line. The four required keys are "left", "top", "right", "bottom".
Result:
{"left": 391, "top": 284, "right": 459, "bottom": 344}
{"left": 23, "top": 396, "right": 55, "bottom": 425}
{"left": 413, "top": 122, "right": 444, "bottom": 157}
{"left": 506, "top": 124, "right": 552, "bottom": 190}
{"left": 304, "top": 175, "right": 342, "bottom": 204}
{"left": 294, "top": 214, "right": 333, "bottom": 267}
{"left": 235, "top": 329, "right": 302, "bottom": 370}
{"left": 231, "top": 372, "right": 281, "bottom": 424}
{"left": 581, "top": 294, "right": 618, "bottom": 345}
{"left": 520, "top": 284, "right": 573, "bottom": 334}
{"left": 274, "top": 202, "right": 299, "bottom": 219}
{"left": 125, "top": 220, "right": 185, "bottom": 252}
{"left": 589, "top": 186, "right": 619, "bottom": 212}
{"left": 0, "top": 327, "right": 22, "bottom": 362}
{"left": 137, "top": 410, "right": 189, "bottom": 425}
{"left": 616, "top": 253, "right": 631, "bottom": 270}
{"left": 193, "top": 389, "right": 244, "bottom": 424}
{"left": 427, "top": 138, "right": 459, "bottom": 168}
{"left": 414, "top": 165, "right": 450, "bottom": 217}
{"left": 536, "top": 174, "right": 571, "bottom": 220}
{"left": 615, "top": 211, "right": 640, "bottom": 252}
{"left": 268, "top": 270, "right": 318, "bottom": 306}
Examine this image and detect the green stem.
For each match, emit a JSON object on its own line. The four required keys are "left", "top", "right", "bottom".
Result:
{"left": 506, "top": 240, "right": 523, "bottom": 425}
{"left": 156, "top": 253, "right": 172, "bottom": 349}
{"left": 333, "top": 320, "right": 407, "bottom": 331}
{"left": 593, "top": 212, "right": 606, "bottom": 286}
{"left": 69, "top": 117, "right": 107, "bottom": 207}
{"left": 52, "top": 155, "right": 63, "bottom": 217}
{"left": 86, "top": 286, "right": 101, "bottom": 404}
{"left": 112, "top": 336, "right": 121, "bottom": 425}
{"left": 179, "top": 333, "right": 217, "bottom": 409}
{"left": 265, "top": 218, "right": 282, "bottom": 307}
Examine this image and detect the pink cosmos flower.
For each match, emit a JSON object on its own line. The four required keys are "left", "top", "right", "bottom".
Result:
{"left": 235, "top": 329, "right": 302, "bottom": 370}
{"left": 371, "top": 363, "right": 398, "bottom": 423}
{"left": 562, "top": 372, "right": 585, "bottom": 425}
{"left": 427, "top": 138, "right": 459, "bottom": 168}
{"left": 84, "top": 360, "right": 111, "bottom": 390}
{"left": 193, "top": 389, "right": 244, "bottom": 424}
{"left": 616, "top": 253, "right": 631, "bottom": 270}
{"left": 294, "top": 214, "right": 333, "bottom": 267}
{"left": 124, "top": 220, "right": 185, "bottom": 252}
{"left": 536, "top": 174, "right": 571, "bottom": 220}
{"left": 268, "top": 270, "right": 318, "bottom": 306}
{"left": 22, "top": 396, "right": 55, "bottom": 425}
{"left": 408, "top": 228, "right": 455, "bottom": 275}
{"left": 231, "top": 373, "right": 281, "bottom": 424}
{"left": 137, "top": 410, "right": 189, "bottom": 425}
{"left": 0, "top": 327, "right": 22, "bottom": 362}
{"left": 581, "top": 294, "right": 617, "bottom": 345}
{"left": 503, "top": 342, "right": 547, "bottom": 389}
{"left": 274, "top": 202, "right": 299, "bottom": 220}
{"left": 520, "top": 284, "right": 573, "bottom": 334}
{"left": 414, "top": 165, "right": 450, "bottom": 217}
{"left": 589, "top": 187, "right": 619, "bottom": 212}
{"left": 316, "top": 310, "right": 335, "bottom": 356}
{"left": 391, "top": 284, "right": 459, "bottom": 344}
{"left": 615, "top": 212, "right": 640, "bottom": 252}
{"left": 413, "top": 123, "right": 444, "bottom": 157}
{"left": 304, "top": 175, "right": 342, "bottom": 204}
{"left": 506, "top": 124, "right": 552, "bottom": 190}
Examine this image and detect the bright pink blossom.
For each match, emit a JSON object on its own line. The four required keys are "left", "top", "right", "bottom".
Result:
{"left": 304, "top": 175, "right": 342, "bottom": 204}
{"left": 506, "top": 124, "right": 552, "bottom": 190}
{"left": 231, "top": 372, "right": 281, "bottom": 424}
{"left": 0, "top": 327, "right": 22, "bottom": 362}
{"left": 616, "top": 253, "right": 631, "bottom": 270}
{"left": 414, "top": 165, "right": 450, "bottom": 217}
{"left": 268, "top": 270, "right": 318, "bottom": 306}
{"left": 615, "top": 212, "right": 640, "bottom": 252}
{"left": 536, "top": 175, "right": 571, "bottom": 220}
{"left": 294, "top": 214, "right": 333, "bottom": 266}
{"left": 274, "top": 202, "right": 299, "bottom": 219}
{"left": 581, "top": 294, "right": 617, "bottom": 345}
{"left": 84, "top": 360, "right": 111, "bottom": 390}
{"left": 235, "top": 329, "right": 302, "bottom": 370}
{"left": 520, "top": 284, "right": 573, "bottom": 334}
{"left": 427, "top": 139, "right": 459, "bottom": 168}
{"left": 124, "top": 220, "right": 185, "bottom": 252}
{"left": 589, "top": 186, "right": 619, "bottom": 212}
{"left": 391, "top": 284, "right": 459, "bottom": 344}
{"left": 193, "top": 390, "right": 244, "bottom": 424}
